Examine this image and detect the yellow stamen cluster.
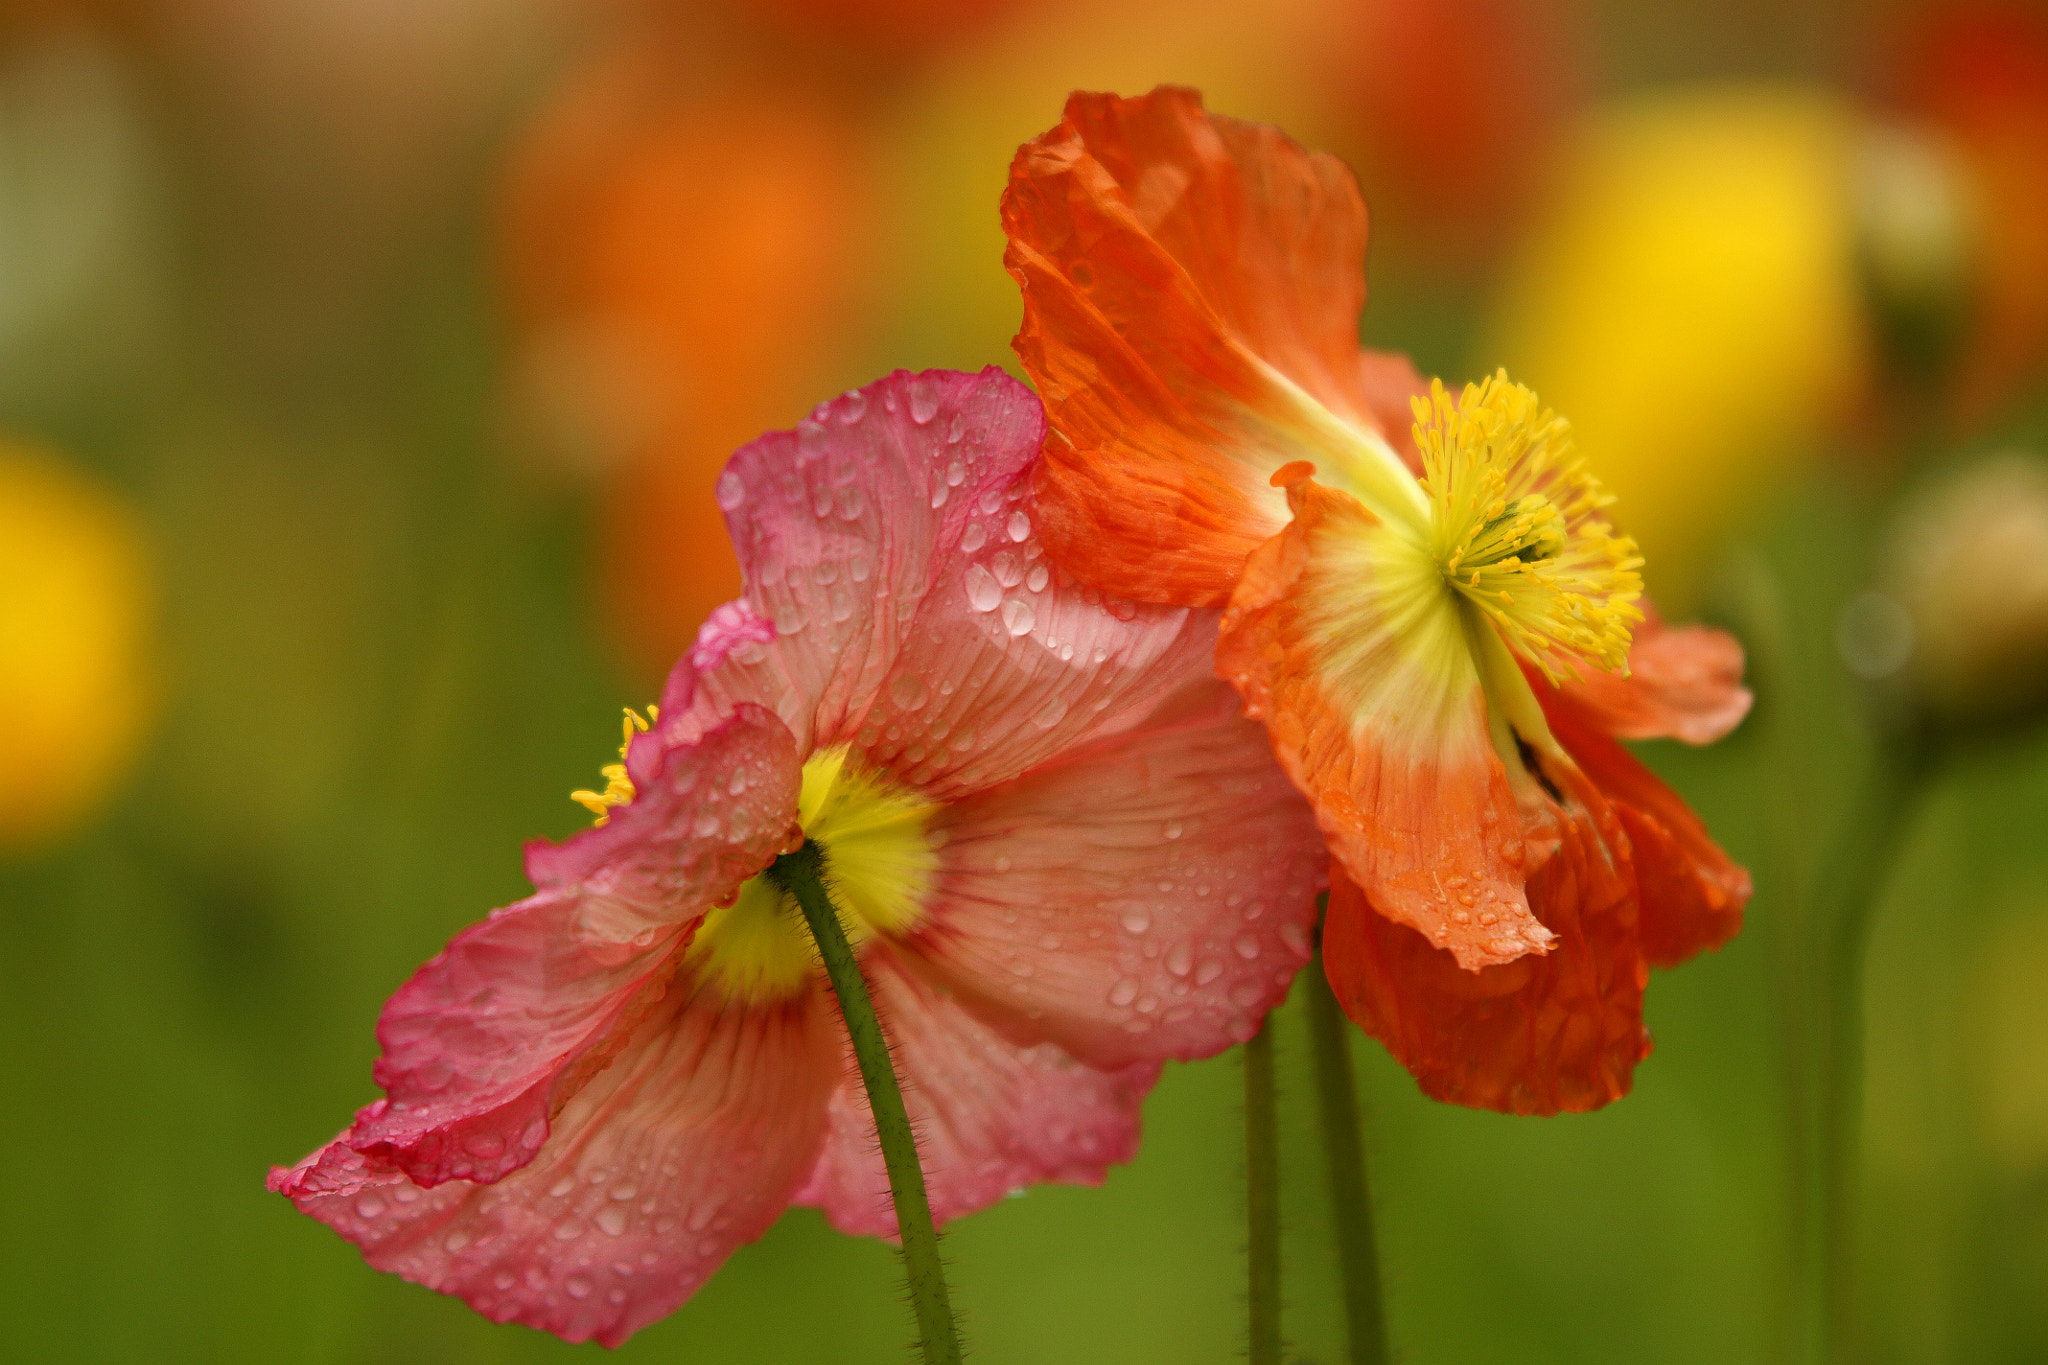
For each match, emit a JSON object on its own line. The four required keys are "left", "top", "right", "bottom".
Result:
{"left": 1414, "top": 372, "right": 1644, "bottom": 682}
{"left": 570, "top": 705, "right": 658, "bottom": 824}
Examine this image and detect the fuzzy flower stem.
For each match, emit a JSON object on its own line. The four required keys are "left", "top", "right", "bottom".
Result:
{"left": 1797, "top": 732, "right": 1933, "bottom": 1365}
{"left": 1304, "top": 939, "right": 1390, "bottom": 1365}
{"left": 1243, "top": 1018, "right": 1283, "bottom": 1365}
{"left": 770, "top": 841, "right": 963, "bottom": 1365}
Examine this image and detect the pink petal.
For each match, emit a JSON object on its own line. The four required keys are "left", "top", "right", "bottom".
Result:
{"left": 272, "top": 990, "right": 840, "bottom": 1348}
{"left": 346, "top": 702, "right": 802, "bottom": 1187}
{"left": 794, "top": 948, "right": 1159, "bottom": 1238}
{"left": 907, "top": 678, "right": 1325, "bottom": 1070}
{"left": 673, "top": 367, "right": 1217, "bottom": 800}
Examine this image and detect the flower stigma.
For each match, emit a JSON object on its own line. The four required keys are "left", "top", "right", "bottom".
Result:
{"left": 1413, "top": 372, "right": 1644, "bottom": 684}
{"left": 688, "top": 744, "right": 939, "bottom": 1002}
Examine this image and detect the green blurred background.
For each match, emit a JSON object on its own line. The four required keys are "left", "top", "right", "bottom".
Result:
{"left": 3, "top": 0, "right": 2047, "bottom": 1360}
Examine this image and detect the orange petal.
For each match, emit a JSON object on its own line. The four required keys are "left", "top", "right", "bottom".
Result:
{"left": 1539, "top": 685, "right": 1752, "bottom": 968}
{"left": 1218, "top": 472, "right": 1551, "bottom": 970}
{"left": 1323, "top": 796, "right": 1651, "bottom": 1115}
{"left": 1551, "top": 605, "right": 1752, "bottom": 744}
{"left": 1007, "top": 87, "right": 1391, "bottom": 606}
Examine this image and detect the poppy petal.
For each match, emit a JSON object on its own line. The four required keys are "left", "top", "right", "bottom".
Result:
{"left": 271, "top": 992, "right": 838, "bottom": 1347}
{"left": 794, "top": 947, "right": 1158, "bottom": 1237}
{"left": 676, "top": 367, "right": 1216, "bottom": 803}
{"left": 1551, "top": 610, "right": 1752, "bottom": 744}
{"left": 1322, "top": 789, "right": 1651, "bottom": 1115}
{"left": 908, "top": 677, "right": 1323, "bottom": 1070}
{"left": 345, "top": 701, "right": 801, "bottom": 1188}
{"left": 1540, "top": 691, "right": 1752, "bottom": 967}
{"left": 1006, "top": 87, "right": 1409, "bottom": 606}
{"left": 1218, "top": 471, "right": 1552, "bottom": 970}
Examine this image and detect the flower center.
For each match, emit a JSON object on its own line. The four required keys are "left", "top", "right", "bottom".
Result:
{"left": 687, "top": 745, "right": 939, "bottom": 1003}
{"left": 1413, "top": 372, "right": 1644, "bottom": 682}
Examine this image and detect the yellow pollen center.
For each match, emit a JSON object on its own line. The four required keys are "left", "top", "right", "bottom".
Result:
{"left": 1413, "top": 371, "right": 1644, "bottom": 682}
{"left": 688, "top": 745, "right": 938, "bottom": 1002}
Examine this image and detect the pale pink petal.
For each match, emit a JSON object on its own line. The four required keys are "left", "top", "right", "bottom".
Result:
{"left": 344, "top": 700, "right": 802, "bottom": 1187}
{"left": 671, "top": 367, "right": 1216, "bottom": 801}
{"left": 795, "top": 948, "right": 1158, "bottom": 1238}
{"left": 272, "top": 990, "right": 840, "bottom": 1348}
{"left": 1552, "top": 610, "right": 1752, "bottom": 745}
{"left": 906, "top": 678, "right": 1324, "bottom": 1070}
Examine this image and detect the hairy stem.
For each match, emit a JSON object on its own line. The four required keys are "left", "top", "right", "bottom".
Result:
{"left": 1304, "top": 944, "right": 1390, "bottom": 1365}
{"left": 771, "top": 841, "right": 963, "bottom": 1365}
{"left": 1243, "top": 1019, "right": 1283, "bottom": 1365}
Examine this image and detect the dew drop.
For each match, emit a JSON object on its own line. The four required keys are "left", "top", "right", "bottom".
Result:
{"left": 1120, "top": 908, "right": 1152, "bottom": 934}
{"left": 1163, "top": 820, "right": 1183, "bottom": 840}
{"left": 1165, "top": 940, "right": 1194, "bottom": 976}
{"left": 978, "top": 485, "right": 1004, "bottom": 514}
{"left": 889, "top": 673, "right": 930, "bottom": 710}
{"left": 1233, "top": 933, "right": 1262, "bottom": 961}
{"left": 1195, "top": 959, "right": 1225, "bottom": 986}
{"left": 1108, "top": 979, "right": 1139, "bottom": 1007}
{"left": 354, "top": 1193, "right": 387, "bottom": 1220}
{"left": 1001, "top": 597, "right": 1036, "bottom": 636}
{"left": 565, "top": 1274, "right": 593, "bottom": 1300}
{"left": 960, "top": 521, "right": 987, "bottom": 553}
{"left": 597, "top": 1207, "right": 629, "bottom": 1237}
{"left": 1026, "top": 563, "right": 1049, "bottom": 593}
{"left": 837, "top": 389, "right": 867, "bottom": 423}
{"left": 930, "top": 481, "right": 951, "bottom": 509}
{"left": 1031, "top": 695, "right": 1068, "bottom": 728}
{"left": 908, "top": 373, "right": 941, "bottom": 424}
{"left": 715, "top": 470, "right": 744, "bottom": 510}
{"left": 945, "top": 458, "right": 967, "bottom": 486}
{"left": 1006, "top": 510, "right": 1031, "bottom": 542}
{"left": 991, "top": 550, "right": 1024, "bottom": 587}
{"left": 965, "top": 563, "right": 1002, "bottom": 613}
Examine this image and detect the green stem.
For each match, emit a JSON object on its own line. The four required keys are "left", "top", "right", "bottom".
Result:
{"left": 770, "top": 842, "right": 963, "bottom": 1365}
{"left": 1304, "top": 943, "right": 1390, "bottom": 1365}
{"left": 1243, "top": 1019, "right": 1283, "bottom": 1365}
{"left": 1798, "top": 736, "right": 1933, "bottom": 1365}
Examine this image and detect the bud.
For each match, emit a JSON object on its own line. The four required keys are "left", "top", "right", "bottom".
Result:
{"left": 1852, "top": 122, "right": 1976, "bottom": 384}
{"left": 1877, "top": 452, "right": 2048, "bottom": 729}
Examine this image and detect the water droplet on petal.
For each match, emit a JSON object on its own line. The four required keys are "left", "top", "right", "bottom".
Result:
{"left": 889, "top": 673, "right": 929, "bottom": 710}
{"left": 597, "top": 1207, "right": 629, "bottom": 1237}
{"left": 965, "top": 563, "right": 1002, "bottom": 613}
{"left": 715, "top": 470, "right": 744, "bottom": 510}
{"left": 1195, "top": 959, "right": 1224, "bottom": 986}
{"left": 960, "top": 521, "right": 987, "bottom": 553}
{"left": 1108, "top": 979, "right": 1139, "bottom": 1007}
{"left": 1026, "top": 564, "right": 1049, "bottom": 593}
{"left": 1006, "top": 510, "right": 1031, "bottom": 542}
{"left": 1165, "top": 941, "right": 1194, "bottom": 976}
{"left": 909, "top": 373, "right": 941, "bottom": 424}
{"left": 1121, "top": 908, "right": 1151, "bottom": 934}
{"left": 837, "top": 389, "right": 867, "bottom": 423}
{"left": 354, "top": 1193, "right": 387, "bottom": 1220}
{"left": 566, "top": 1274, "right": 593, "bottom": 1299}
{"left": 1233, "top": 933, "right": 1262, "bottom": 961}
{"left": 1002, "top": 597, "right": 1036, "bottom": 636}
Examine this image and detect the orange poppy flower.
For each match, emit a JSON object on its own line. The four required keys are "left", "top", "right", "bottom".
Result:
{"left": 1004, "top": 87, "right": 1752, "bottom": 1112}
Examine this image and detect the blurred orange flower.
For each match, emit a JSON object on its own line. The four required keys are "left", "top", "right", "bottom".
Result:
{"left": 500, "top": 46, "right": 880, "bottom": 677}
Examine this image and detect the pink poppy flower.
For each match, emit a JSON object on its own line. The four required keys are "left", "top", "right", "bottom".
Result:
{"left": 269, "top": 367, "right": 1325, "bottom": 1346}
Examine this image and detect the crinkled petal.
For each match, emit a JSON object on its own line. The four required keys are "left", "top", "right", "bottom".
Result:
{"left": 1541, "top": 690, "right": 1752, "bottom": 967}
{"left": 675, "top": 366, "right": 1218, "bottom": 801}
{"left": 906, "top": 678, "right": 1323, "bottom": 1070}
{"left": 1551, "top": 609, "right": 1752, "bottom": 745}
{"left": 271, "top": 990, "right": 839, "bottom": 1348}
{"left": 1218, "top": 471, "right": 1552, "bottom": 970}
{"left": 1006, "top": 87, "right": 1412, "bottom": 606}
{"left": 346, "top": 701, "right": 802, "bottom": 1187}
{"left": 1323, "top": 776, "right": 1650, "bottom": 1114}
{"left": 795, "top": 948, "right": 1158, "bottom": 1238}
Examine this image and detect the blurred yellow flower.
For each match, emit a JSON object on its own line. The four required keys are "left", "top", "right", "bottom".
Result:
{"left": 0, "top": 442, "right": 156, "bottom": 850}
{"left": 1487, "top": 87, "right": 1870, "bottom": 606}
